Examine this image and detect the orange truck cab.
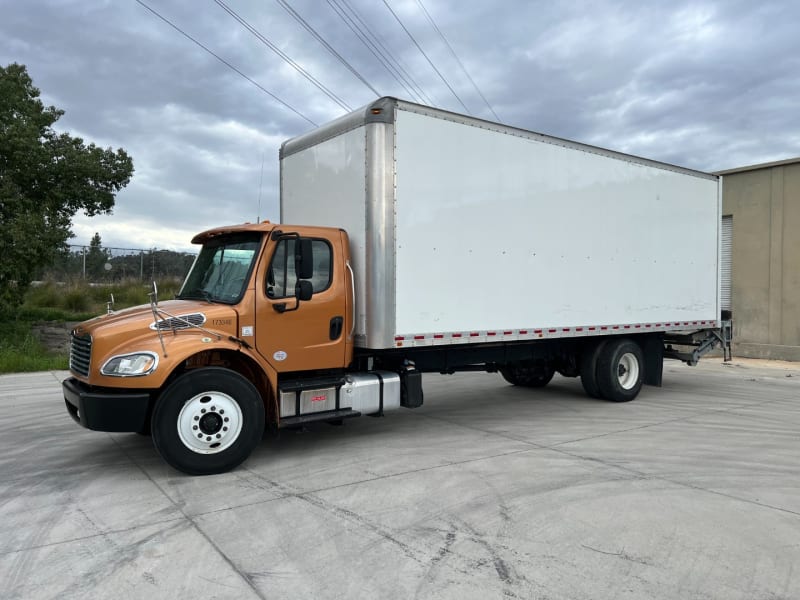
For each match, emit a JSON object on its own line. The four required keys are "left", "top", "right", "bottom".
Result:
{"left": 63, "top": 221, "right": 377, "bottom": 475}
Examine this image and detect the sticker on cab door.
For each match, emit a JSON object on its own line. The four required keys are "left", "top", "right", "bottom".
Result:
{"left": 273, "top": 350, "right": 287, "bottom": 361}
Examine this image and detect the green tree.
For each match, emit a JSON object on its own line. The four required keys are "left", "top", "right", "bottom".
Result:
{"left": 85, "top": 232, "right": 111, "bottom": 281}
{"left": 0, "top": 63, "right": 133, "bottom": 310}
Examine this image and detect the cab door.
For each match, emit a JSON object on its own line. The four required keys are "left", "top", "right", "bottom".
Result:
{"left": 255, "top": 234, "right": 347, "bottom": 372}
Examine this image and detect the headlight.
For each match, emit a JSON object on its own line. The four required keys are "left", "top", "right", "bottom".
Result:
{"left": 101, "top": 352, "right": 159, "bottom": 377}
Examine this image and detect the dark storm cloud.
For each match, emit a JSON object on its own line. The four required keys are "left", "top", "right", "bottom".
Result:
{"left": 1, "top": 0, "right": 798, "bottom": 249}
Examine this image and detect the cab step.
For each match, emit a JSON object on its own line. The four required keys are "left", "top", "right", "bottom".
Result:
{"left": 278, "top": 409, "right": 361, "bottom": 428}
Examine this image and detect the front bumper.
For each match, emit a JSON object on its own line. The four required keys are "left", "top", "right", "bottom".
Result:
{"left": 63, "top": 377, "right": 151, "bottom": 432}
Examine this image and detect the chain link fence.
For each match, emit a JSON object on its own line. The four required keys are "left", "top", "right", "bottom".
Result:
{"left": 38, "top": 245, "right": 197, "bottom": 283}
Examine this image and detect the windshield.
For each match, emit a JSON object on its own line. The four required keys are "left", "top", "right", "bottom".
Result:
{"left": 177, "top": 233, "right": 261, "bottom": 303}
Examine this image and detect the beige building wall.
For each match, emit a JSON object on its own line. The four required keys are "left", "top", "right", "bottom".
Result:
{"left": 717, "top": 158, "right": 800, "bottom": 360}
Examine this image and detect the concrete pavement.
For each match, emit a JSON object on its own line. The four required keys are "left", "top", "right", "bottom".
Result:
{"left": 1, "top": 359, "right": 799, "bottom": 599}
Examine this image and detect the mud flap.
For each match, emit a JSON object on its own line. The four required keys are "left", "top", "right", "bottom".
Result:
{"left": 400, "top": 371, "right": 424, "bottom": 408}
{"left": 642, "top": 335, "right": 664, "bottom": 387}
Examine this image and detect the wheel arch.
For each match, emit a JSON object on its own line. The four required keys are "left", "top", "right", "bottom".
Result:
{"left": 151, "top": 346, "right": 277, "bottom": 425}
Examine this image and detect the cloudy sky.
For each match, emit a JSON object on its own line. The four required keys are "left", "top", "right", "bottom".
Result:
{"left": 1, "top": 0, "right": 798, "bottom": 251}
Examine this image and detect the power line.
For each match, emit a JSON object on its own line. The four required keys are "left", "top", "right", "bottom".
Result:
{"left": 133, "top": 0, "right": 317, "bottom": 126}
{"left": 214, "top": 0, "right": 352, "bottom": 112}
{"left": 326, "top": 0, "right": 432, "bottom": 105}
{"left": 381, "top": 0, "right": 471, "bottom": 113}
{"left": 325, "top": 0, "right": 417, "bottom": 102}
{"left": 414, "top": 0, "right": 500, "bottom": 121}
{"left": 338, "top": 0, "right": 434, "bottom": 105}
{"left": 274, "top": 0, "right": 381, "bottom": 98}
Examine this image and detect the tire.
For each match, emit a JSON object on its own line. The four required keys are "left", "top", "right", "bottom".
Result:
{"left": 596, "top": 338, "right": 645, "bottom": 402}
{"left": 151, "top": 367, "right": 265, "bottom": 475}
{"left": 500, "top": 365, "right": 555, "bottom": 388}
{"left": 579, "top": 340, "right": 607, "bottom": 399}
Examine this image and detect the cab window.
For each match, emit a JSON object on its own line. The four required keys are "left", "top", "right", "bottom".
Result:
{"left": 267, "top": 239, "right": 332, "bottom": 299}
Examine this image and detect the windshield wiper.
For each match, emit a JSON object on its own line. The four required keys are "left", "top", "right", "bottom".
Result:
{"left": 178, "top": 289, "right": 215, "bottom": 303}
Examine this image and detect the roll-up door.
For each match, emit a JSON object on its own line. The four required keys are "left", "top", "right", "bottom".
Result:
{"left": 721, "top": 215, "right": 732, "bottom": 312}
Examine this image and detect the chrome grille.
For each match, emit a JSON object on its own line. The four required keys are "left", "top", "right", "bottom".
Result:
{"left": 150, "top": 313, "right": 206, "bottom": 331}
{"left": 69, "top": 333, "right": 92, "bottom": 376}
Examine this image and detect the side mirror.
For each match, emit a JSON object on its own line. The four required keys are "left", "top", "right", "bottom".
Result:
{"left": 273, "top": 280, "right": 313, "bottom": 313}
{"left": 295, "top": 238, "right": 314, "bottom": 280}
{"left": 148, "top": 281, "right": 159, "bottom": 306}
{"left": 296, "top": 280, "right": 313, "bottom": 301}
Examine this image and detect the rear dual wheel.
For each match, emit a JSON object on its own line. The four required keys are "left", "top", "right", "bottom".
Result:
{"left": 500, "top": 365, "right": 555, "bottom": 388}
{"left": 581, "top": 338, "right": 644, "bottom": 402}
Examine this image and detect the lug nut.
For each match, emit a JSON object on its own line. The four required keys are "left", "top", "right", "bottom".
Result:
{"left": 224, "top": 417, "right": 229, "bottom": 422}
{"left": 216, "top": 434, "right": 221, "bottom": 439}
{"left": 211, "top": 406, "right": 216, "bottom": 411}
{"left": 194, "top": 416, "right": 199, "bottom": 421}
{"left": 223, "top": 427, "right": 228, "bottom": 432}
{"left": 197, "top": 433, "right": 202, "bottom": 438}
{"left": 206, "top": 436, "right": 212, "bottom": 441}
{"left": 193, "top": 425, "right": 198, "bottom": 430}
{"left": 201, "top": 409, "right": 206, "bottom": 414}
{"left": 219, "top": 409, "right": 224, "bottom": 414}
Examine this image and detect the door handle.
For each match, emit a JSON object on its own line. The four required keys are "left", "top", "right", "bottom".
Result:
{"left": 329, "top": 316, "right": 344, "bottom": 340}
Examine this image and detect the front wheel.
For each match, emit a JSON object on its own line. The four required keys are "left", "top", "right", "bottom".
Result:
{"left": 596, "top": 338, "right": 644, "bottom": 402}
{"left": 152, "top": 367, "right": 265, "bottom": 475}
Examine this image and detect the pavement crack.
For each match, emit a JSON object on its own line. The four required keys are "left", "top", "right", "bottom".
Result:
{"left": 546, "top": 445, "right": 800, "bottom": 519}
{"left": 0, "top": 517, "right": 186, "bottom": 558}
{"left": 108, "top": 436, "right": 269, "bottom": 600}
{"left": 582, "top": 544, "right": 653, "bottom": 565}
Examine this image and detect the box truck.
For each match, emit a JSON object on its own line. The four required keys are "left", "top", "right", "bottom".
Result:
{"left": 63, "top": 98, "right": 731, "bottom": 475}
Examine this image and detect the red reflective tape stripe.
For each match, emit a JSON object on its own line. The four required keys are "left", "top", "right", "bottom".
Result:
{"left": 434, "top": 334, "right": 444, "bottom": 339}
{"left": 519, "top": 330, "right": 528, "bottom": 334}
{"left": 414, "top": 335, "right": 424, "bottom": 340}
{"left": 588, "top": 327, "right": 596, "bottom": 331}
{"left": 576, "top": 327, "right": 584, "bottom": 332}
{"left": 452, "top": 333, "right": 462, "bottom": 338}
{"left": 562, "top": 328, "right": 570, "bottom": 332}
{"left": 470, "top": 332, "right": 480, "bottom": 337}
{"left": 601, "top": 326, "right": 608, "bottom": 330}
{"left": 487, "top": 332, "right": 497, "bottom": 336}
{"left": 503, "top": 331, "right": 513, "bottom": 335}
{"left": 394, "top": 336, "right": 404, "bottom": 341}
{"left": 613, "top": 326, "right": 620, "bottom": 330}
{"left": 549, "top": 329, "right": 557, "bottom": 333}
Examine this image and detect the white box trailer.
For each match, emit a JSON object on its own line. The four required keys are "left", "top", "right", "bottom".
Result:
{"left": 281, "top": 97, "right": 724, "bottom": 353}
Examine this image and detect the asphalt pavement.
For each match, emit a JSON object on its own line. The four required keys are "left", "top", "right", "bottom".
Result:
{"left": 2, "top": 358, "right": 799, "bottom": 599}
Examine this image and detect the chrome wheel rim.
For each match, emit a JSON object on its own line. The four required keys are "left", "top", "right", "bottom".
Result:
{"left": 177, "top": 391, "right": 243, "bottom": 454}
{"left": 617, "top": 353, "right": 640, "bottom": 390}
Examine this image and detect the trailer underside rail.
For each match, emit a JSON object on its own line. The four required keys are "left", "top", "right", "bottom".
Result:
{"left": 664, "top": 321, "right": 733, "bottom": 365}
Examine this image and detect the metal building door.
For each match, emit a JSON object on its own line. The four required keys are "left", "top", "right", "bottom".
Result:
{"left": 721, "top": 215, "right": 732, "bottom": 312}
